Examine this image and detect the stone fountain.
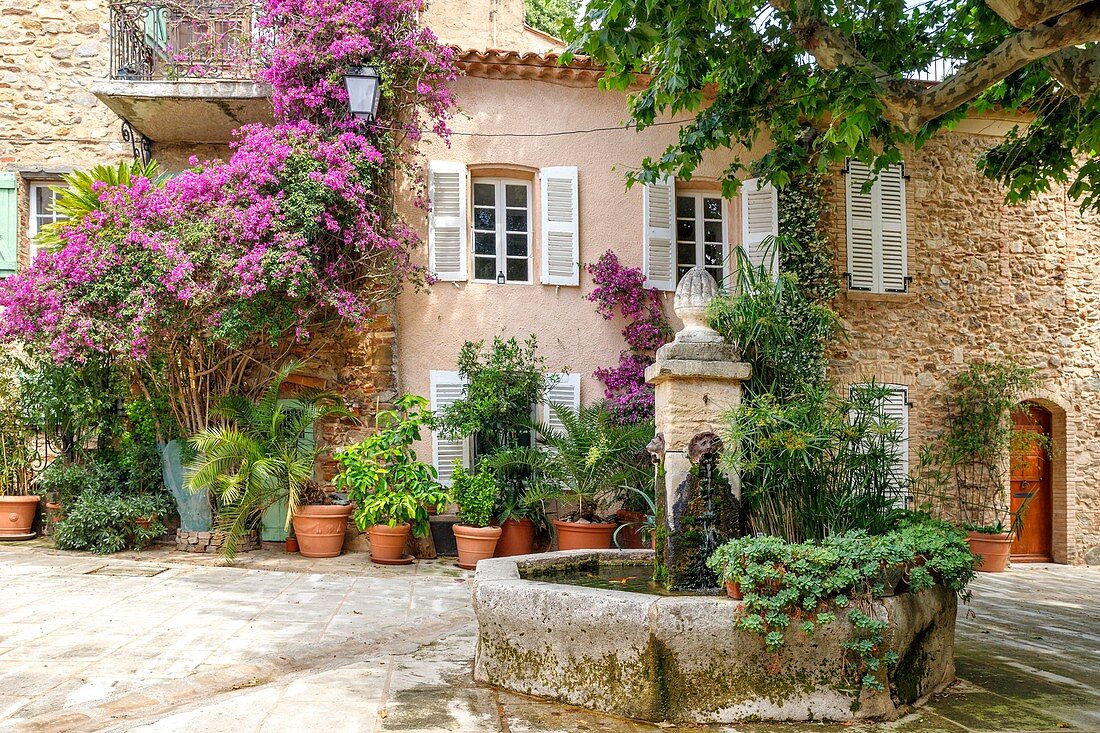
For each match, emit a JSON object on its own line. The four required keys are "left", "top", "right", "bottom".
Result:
{"left": 471, "top": 267, "right": 958, "bottom": 723}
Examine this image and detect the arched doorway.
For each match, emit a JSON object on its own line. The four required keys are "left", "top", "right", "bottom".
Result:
{"left": 1011, "top": 403, "right": 1053, "bottom": 562}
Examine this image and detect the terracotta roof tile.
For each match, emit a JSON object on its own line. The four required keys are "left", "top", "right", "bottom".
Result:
{"left": 453, "top": 47, "right": 605, "bottom": 86}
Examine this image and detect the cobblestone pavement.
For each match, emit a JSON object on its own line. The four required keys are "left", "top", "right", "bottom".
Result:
{"left": 0, "top": 541, "right": 1097, "bottom": 733}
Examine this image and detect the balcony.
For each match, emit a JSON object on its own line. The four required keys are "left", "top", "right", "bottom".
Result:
{"left": 93, "top": 0, "right": 273, "bottom": 144}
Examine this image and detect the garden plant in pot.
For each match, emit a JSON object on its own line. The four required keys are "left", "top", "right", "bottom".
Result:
{"left": 490, "top": 478, "right": 557, "bottom": 557}
{"left": 484, "top": 402, "right": 653, "bottom": 551}
{"left": 334, "top": 395, "right": 450, "bottom": 565}
{"left": 186, "top": 363, "right": 356, "bottom": 559}
{"left": 450, "top": 466, "right": 501, "bottom": 569}
{"left": 0, "top": 353, "right": 39, "bottom": 540}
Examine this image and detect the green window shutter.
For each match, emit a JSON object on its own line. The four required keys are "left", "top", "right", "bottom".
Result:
{"left": 0, "top": 173, "right": 18, "bottom": 276}
{"left": 261, "top": 400, "right": 318, "bottom": 542}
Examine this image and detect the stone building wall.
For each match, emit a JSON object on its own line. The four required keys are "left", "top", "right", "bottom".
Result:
{"left": 824, "top": 131, "right": 1100, "bottom": 564}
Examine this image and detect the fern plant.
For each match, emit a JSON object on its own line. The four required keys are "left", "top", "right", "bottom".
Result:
{"left": 185, "top": 362, "right": 354, "bottom": 558}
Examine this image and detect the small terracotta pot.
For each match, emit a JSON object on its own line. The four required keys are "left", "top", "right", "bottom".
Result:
{"left": 494, "top": 518, "right": 535, "bottom": 557}
{"left": 291, "top": 504, "right": 352, "bottom": 558}
{"left": 0, "top": 495, "right": 40, "bottom": 538}
{"left": 453, "top": 524, "right": 502, "bottom": 569}
{"left": 614, "top": 510, "right": 648, "bottom": 549}
{"left": 725, "top": 580, "right": 743, "bottom": 600}
{"left": 369, "top": 523, "right": 411, "bottom": 563}
{"left": 553, "top": 519, "right": 616, "bottom": 551}
{"left": 134, "top": 517, "right": 153, "bottom": 531}
{"left": 967, "top": 531, "right": 1012, "bottom": 573}
{"left": 286, "top": 537, "right": 299, "bottom": 553}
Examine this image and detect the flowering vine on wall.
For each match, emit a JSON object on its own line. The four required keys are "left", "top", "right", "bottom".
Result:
{"left": 586, "top": 250, "right": 672, "bottom": 423}
{"left": 0, "top": 0, "right": 458, "bottom": 434}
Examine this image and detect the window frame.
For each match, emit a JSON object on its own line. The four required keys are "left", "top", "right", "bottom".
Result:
{"left": 28, "top": 181, "right": 66, "bottom": 262}
{"left": 673, "top": 190, "right": 729, "bottom": 287}
{"left": 470, "top": 177, "right": 533, "bottom": 285}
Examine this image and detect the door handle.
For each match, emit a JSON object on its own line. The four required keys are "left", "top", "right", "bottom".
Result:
{"left": 1012, "top": 492, "right": 1034, "bottom": 499}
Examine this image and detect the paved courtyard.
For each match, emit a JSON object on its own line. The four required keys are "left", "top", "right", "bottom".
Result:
{"left": 0, "top": 542, "right": 1097, "bottom": 733}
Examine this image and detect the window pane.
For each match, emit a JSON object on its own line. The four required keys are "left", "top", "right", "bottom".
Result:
{"left": 676, "top": 266, "right": 692, "bottom": 283}
{"left": 703, "top": 197, "right": 722, "bottom": 219}
{"left": 505, "top": 184, "right": 527, "bottom": 208}
{"left": 676, "top": 219, "right": 695, "bottom": 241}
{"left": 506, "top": 210, "right": 527, "bottom": 232}
{"left": 706, "top": 267, "right": 723, "bottom": 285}
{"left": 704, "top": 243, "right": 723, "bottom": 266}
{"left": 474, "top": 256, "right": 497, "bottom": 281}
{"left": 677, "top": 243, "right": 696, "bottom": 265}
{"left": 35, "top": 186, "right": 55, "bottom": 216}
{"left": 474, "top": 207, "right": 495, "bottom": 229}
{"left": 506, "top": 233, "right": 527, "bottom": 257}
{"left": 473, "top": 183, "right": 495, "bottom": 206}
{"left": 474, "top": 231, "right": 496, "bottom": 255}
{"left": 676, "top": 196, "right": 695, "bottom": 218}
{"left": 704, "top": 220, "right": 722, "bottom": 243}
{"left": 506, "top": 258, "right": 528, "bottom": 282}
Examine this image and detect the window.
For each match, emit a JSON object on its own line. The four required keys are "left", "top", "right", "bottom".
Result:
{"left": 472, "top": 178, "right": 531, "bottom": 284}
{"left": 850, "top": 383, "right": 910, "bottom": 508}
{"left": 29, "top": 182, "right": 66, "bottom": 261}
{"left": 845, "top": 161, "right": 908, "bottom": 293}
{"left": 675, "top": 193, "right": 727, "bottom": 285}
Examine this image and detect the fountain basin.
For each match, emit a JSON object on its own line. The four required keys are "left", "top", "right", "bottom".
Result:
{"left": 472, "top": 550, "right": 957, "bottom": 723}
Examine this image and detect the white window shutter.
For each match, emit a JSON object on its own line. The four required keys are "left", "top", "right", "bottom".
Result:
{"left": 429, "top": 370, "right": 470, "bottom": 485}
{"left": 845, "top": 160, "right": 876, "bottom": 292}
{"left": 643, "top": 177, "right": 676, "bottom": 291}
{"left": 428, "top": 161, "right": 467, "bottom": 282}
{"left": 878, "top": 166, "right": 908, "bottom": 293}
{"left": 881, "top": 385, "right": 910, "bottom": 507}
{"left": 540, "top": 373, "right": 580, "bottom": 433}
{"left": 740, "top": 178, "right": 779, "bottom": 277}
{"left": 539, "top": 166, "right": 579, "bottom": 286}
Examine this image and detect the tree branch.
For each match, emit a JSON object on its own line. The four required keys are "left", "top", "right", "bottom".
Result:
{"left": 984, "top": 0, "right": 1092, "bottom": 28}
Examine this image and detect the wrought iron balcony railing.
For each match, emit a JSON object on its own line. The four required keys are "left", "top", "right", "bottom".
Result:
{"left": 108, "top": 0, "right": 262, "bottom": 81}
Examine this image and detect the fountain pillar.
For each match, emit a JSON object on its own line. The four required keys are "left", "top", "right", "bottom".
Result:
{"left": 645, "top": 266, "right": 751, "bottom": 591}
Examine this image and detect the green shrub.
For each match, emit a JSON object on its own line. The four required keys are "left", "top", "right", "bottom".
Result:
{"left": 54, "top": 490, "right": 172, "bottom": 554}
{"left": 450, "top": 466, "right": 498, "bottom": 528}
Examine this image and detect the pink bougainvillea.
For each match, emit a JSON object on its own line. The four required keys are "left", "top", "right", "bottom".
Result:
{"left": 587, "top": 251, "right": 673, "bottom": 423}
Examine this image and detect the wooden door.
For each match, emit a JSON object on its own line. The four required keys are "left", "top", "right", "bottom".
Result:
{"left": 1010, "top": 404, "right": 1052, "bottom": 562}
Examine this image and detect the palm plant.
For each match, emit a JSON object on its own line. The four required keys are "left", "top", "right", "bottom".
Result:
{"left": 34, "top": 159, "right": 168, "bottom": 252}
{"left": 481, "top": 402, "right": 653, "bottom": 522}
{"left": 185, "top": 362, "right": 354, "bottom": 558}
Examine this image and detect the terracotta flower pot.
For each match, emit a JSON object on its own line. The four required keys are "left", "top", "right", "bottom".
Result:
{"left": 369, "top": 523, "right": 411, "bottom": 563}
{"left": 494, "top": 518, "right": 535, "bottom": 557}
{"left": 725, "top": 580, "right": 743, "bottom": 600}
{"left": 135, "top": 517, "right": 153, "bottom": 531}
{"left": 553, "top": 519, "right": 616, "bottom": 551}
{"left": 291, "top": 504, "right": 352, "bottom": 558}
{"left": 286, "top": 537, "right": 299, "bottom": 553}
{"left": 0, "top": 495, "right": 40, "bottom": 538}
{"left": 453, "top": 524, "right": 502, "bottom": 569}
{"left": 967, "top": 531, "right": 1012, "bottom": 572}
{"left": 614, "top": 509, "right": 648, "bottom": 549}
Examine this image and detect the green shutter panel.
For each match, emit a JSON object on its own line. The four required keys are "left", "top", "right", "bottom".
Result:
{"left": 0, "top": 173, "right": 18, "bottom": 276}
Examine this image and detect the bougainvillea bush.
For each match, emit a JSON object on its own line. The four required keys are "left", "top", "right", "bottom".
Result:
{"left": 586, "top": 251, "right": 672, "bottom": 423}
{"left": 0, "top": 0, "right": 457, "bottom": 434}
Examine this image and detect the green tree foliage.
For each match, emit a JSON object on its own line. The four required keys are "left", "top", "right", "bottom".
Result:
{"left": 525, "top": 0, "right": 579, "bottom": 38}
{"left": 566, "top": 0, "right": 1100, "bottom": 209}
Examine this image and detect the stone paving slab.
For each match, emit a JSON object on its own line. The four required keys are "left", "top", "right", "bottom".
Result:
{"left": 0, "top": 543, "right": 1097, "bottom": 733}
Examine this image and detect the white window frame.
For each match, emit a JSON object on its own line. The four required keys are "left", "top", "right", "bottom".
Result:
{"left": 674, "top": 190, "right": 729, "bottom": 287}
{"left": 28, "top": 181, "right": 65, "bottom": 261}
{"left": 471, "top": 177, "right": 533, "bottom": 285}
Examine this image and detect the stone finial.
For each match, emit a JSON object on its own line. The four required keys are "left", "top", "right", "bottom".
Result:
{"left": 672, "top": 266, "right": 722, "bottom": 344}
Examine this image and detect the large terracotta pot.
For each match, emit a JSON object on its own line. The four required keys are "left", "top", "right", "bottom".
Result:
{"left": 553, "top": 519, "right": 616, "bottom": 551}
{"left": 967, "top": 531, "right": 1012, "bottom": 572}
{"left": 0, "top": 495, "right": 40, "bottom": 538}
{"left": 494, "top": 518, "right": 535, "bottom": 557}
{"left": 614, "top": 509, "right": 649, "bottom": 549}
{"left": 369, "top": 523, "right": 411, "bottom": 563}
{"left": 453, "top": 524, "right": 502, "bottom": 569}
{"left": 291, "top": 504, "right": 352, "bottom": 558}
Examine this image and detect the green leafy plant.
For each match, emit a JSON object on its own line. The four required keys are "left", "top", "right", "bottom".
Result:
{"left": 333, "top": 394, "right": 449, "bottom": 536}
{"left": 612, "top": 484, "right": 657, "bottom": 548}
{"left": 524, "top": 0, "right": 578, "bottom": 38}
{"left": 54, "top": 489, "right": 172, "bottom": 554}
{"left": 707, "top": 518, "right": 975, "bottom": 690}
{"left": 450, "top": 465, "right": 498, "bottom": 528}
{"left": 185, "top": 362, "right": 355, "bottom": 558}
{"left": 0, "top": 353, "right": 34, "bottom": 496}
{"left": 480, "top": 402, "right": 653, "bottom": 522}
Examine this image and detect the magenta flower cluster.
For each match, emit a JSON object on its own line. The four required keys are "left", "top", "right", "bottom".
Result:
{"left": 0, "top": 0, "right": 457, "bottom": 364}
{"left": 586, "top": 250, "right": 673, "bottom": 423}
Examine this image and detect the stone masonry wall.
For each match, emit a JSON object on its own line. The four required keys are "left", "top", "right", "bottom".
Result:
{"left": 824, "top": 131, "right": 1100, "bottom": 564}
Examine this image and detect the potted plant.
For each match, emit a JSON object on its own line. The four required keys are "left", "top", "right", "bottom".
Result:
{"left": 0, "top": 353, "right": 38, "bottom": 539}
{"left": 484, "top": 402, "right": 653, "bottom": 551}
{"left": 613, "top": 484, "right": 657, "bottom": 551}
{"left": 334, "top": 395, "right": 450, "bottom": 564}
{"left": 451, "top": 466, "right": 502, "bottom": 568}
{"left": 491, "top": 479, "right": 556, "bottom": 557}
{"left": 186, "top": 363, "right": 356, "bottom": 559}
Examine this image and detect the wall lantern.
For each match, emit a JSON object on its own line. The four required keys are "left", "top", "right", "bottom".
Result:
{"left": 496, "top": 271, "right": 506, "bottom": 285}
{"left": 343, "top": 66, "right": 382, "bottom": 123}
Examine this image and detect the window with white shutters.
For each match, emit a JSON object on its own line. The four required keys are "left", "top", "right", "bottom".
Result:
{"left": 428, "top": 161, "right": 468, "bottom": 281}
{"left": 851, "top": 382, "right": 910, "bottom": 507}
{"left": 429, "top": 370, "right": 470, "bottom": 485}
{"left": 844, "top": 160, "right": 908, "bottom": 294}
{"left": 675, "top": 192, "right": 728, "bottom": 287}
{"left": 643, "top": 177, "right": 676, "bottom": 291}
{"left": 539, "top": 167, "right": 579, "bottom": 286}
{"left": 740, "top": 178, "right": 779, "bottom": 278}
{"left": 539, "top": 373, "right": 581, "bottom": 433}
{"left": 472, "top": 177, "right": 532, "bottom": 284}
